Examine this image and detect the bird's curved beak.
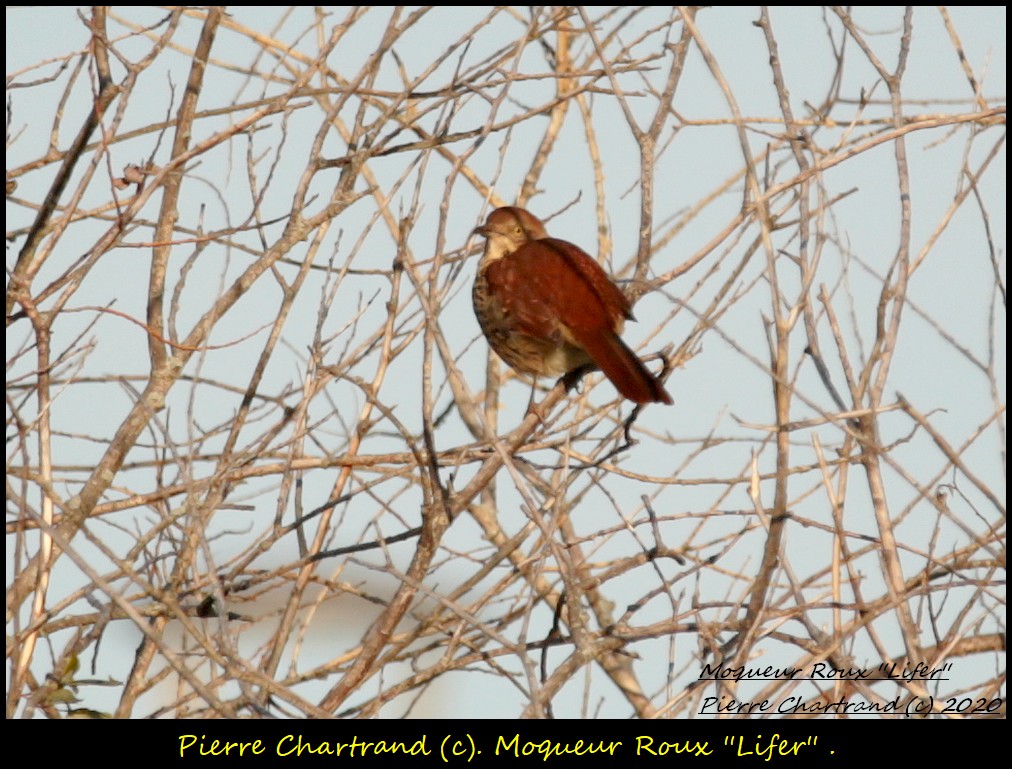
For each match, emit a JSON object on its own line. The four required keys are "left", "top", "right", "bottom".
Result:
{"left": 473, "top": 224, "right": 491, "bottom": 238}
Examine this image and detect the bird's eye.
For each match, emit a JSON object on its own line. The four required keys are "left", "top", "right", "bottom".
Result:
{"left": 514, "top": 226, "right": 523, "bottom": 235}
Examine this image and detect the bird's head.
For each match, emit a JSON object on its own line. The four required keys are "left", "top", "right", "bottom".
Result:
{"left": 474, "top": 206, "right": 549, "bottom": 259}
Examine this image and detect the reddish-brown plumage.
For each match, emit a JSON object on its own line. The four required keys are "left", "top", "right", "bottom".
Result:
{"left": 472, "top": 206, "right": 672, "bottom": 405}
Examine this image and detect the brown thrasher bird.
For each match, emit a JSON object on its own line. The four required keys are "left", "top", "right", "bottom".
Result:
{"left": 472, "top": 206, "right": 672, "bottom": 405}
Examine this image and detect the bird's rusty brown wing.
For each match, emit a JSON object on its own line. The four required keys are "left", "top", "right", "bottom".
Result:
{"left": 480, "top": 236, "right": 671, "bottom": 403}
{"left": 482, "top": 238, "right": 629, "bottom": 342}
{"left": 540, "top": 237, "right": 634, "bottom": 325}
